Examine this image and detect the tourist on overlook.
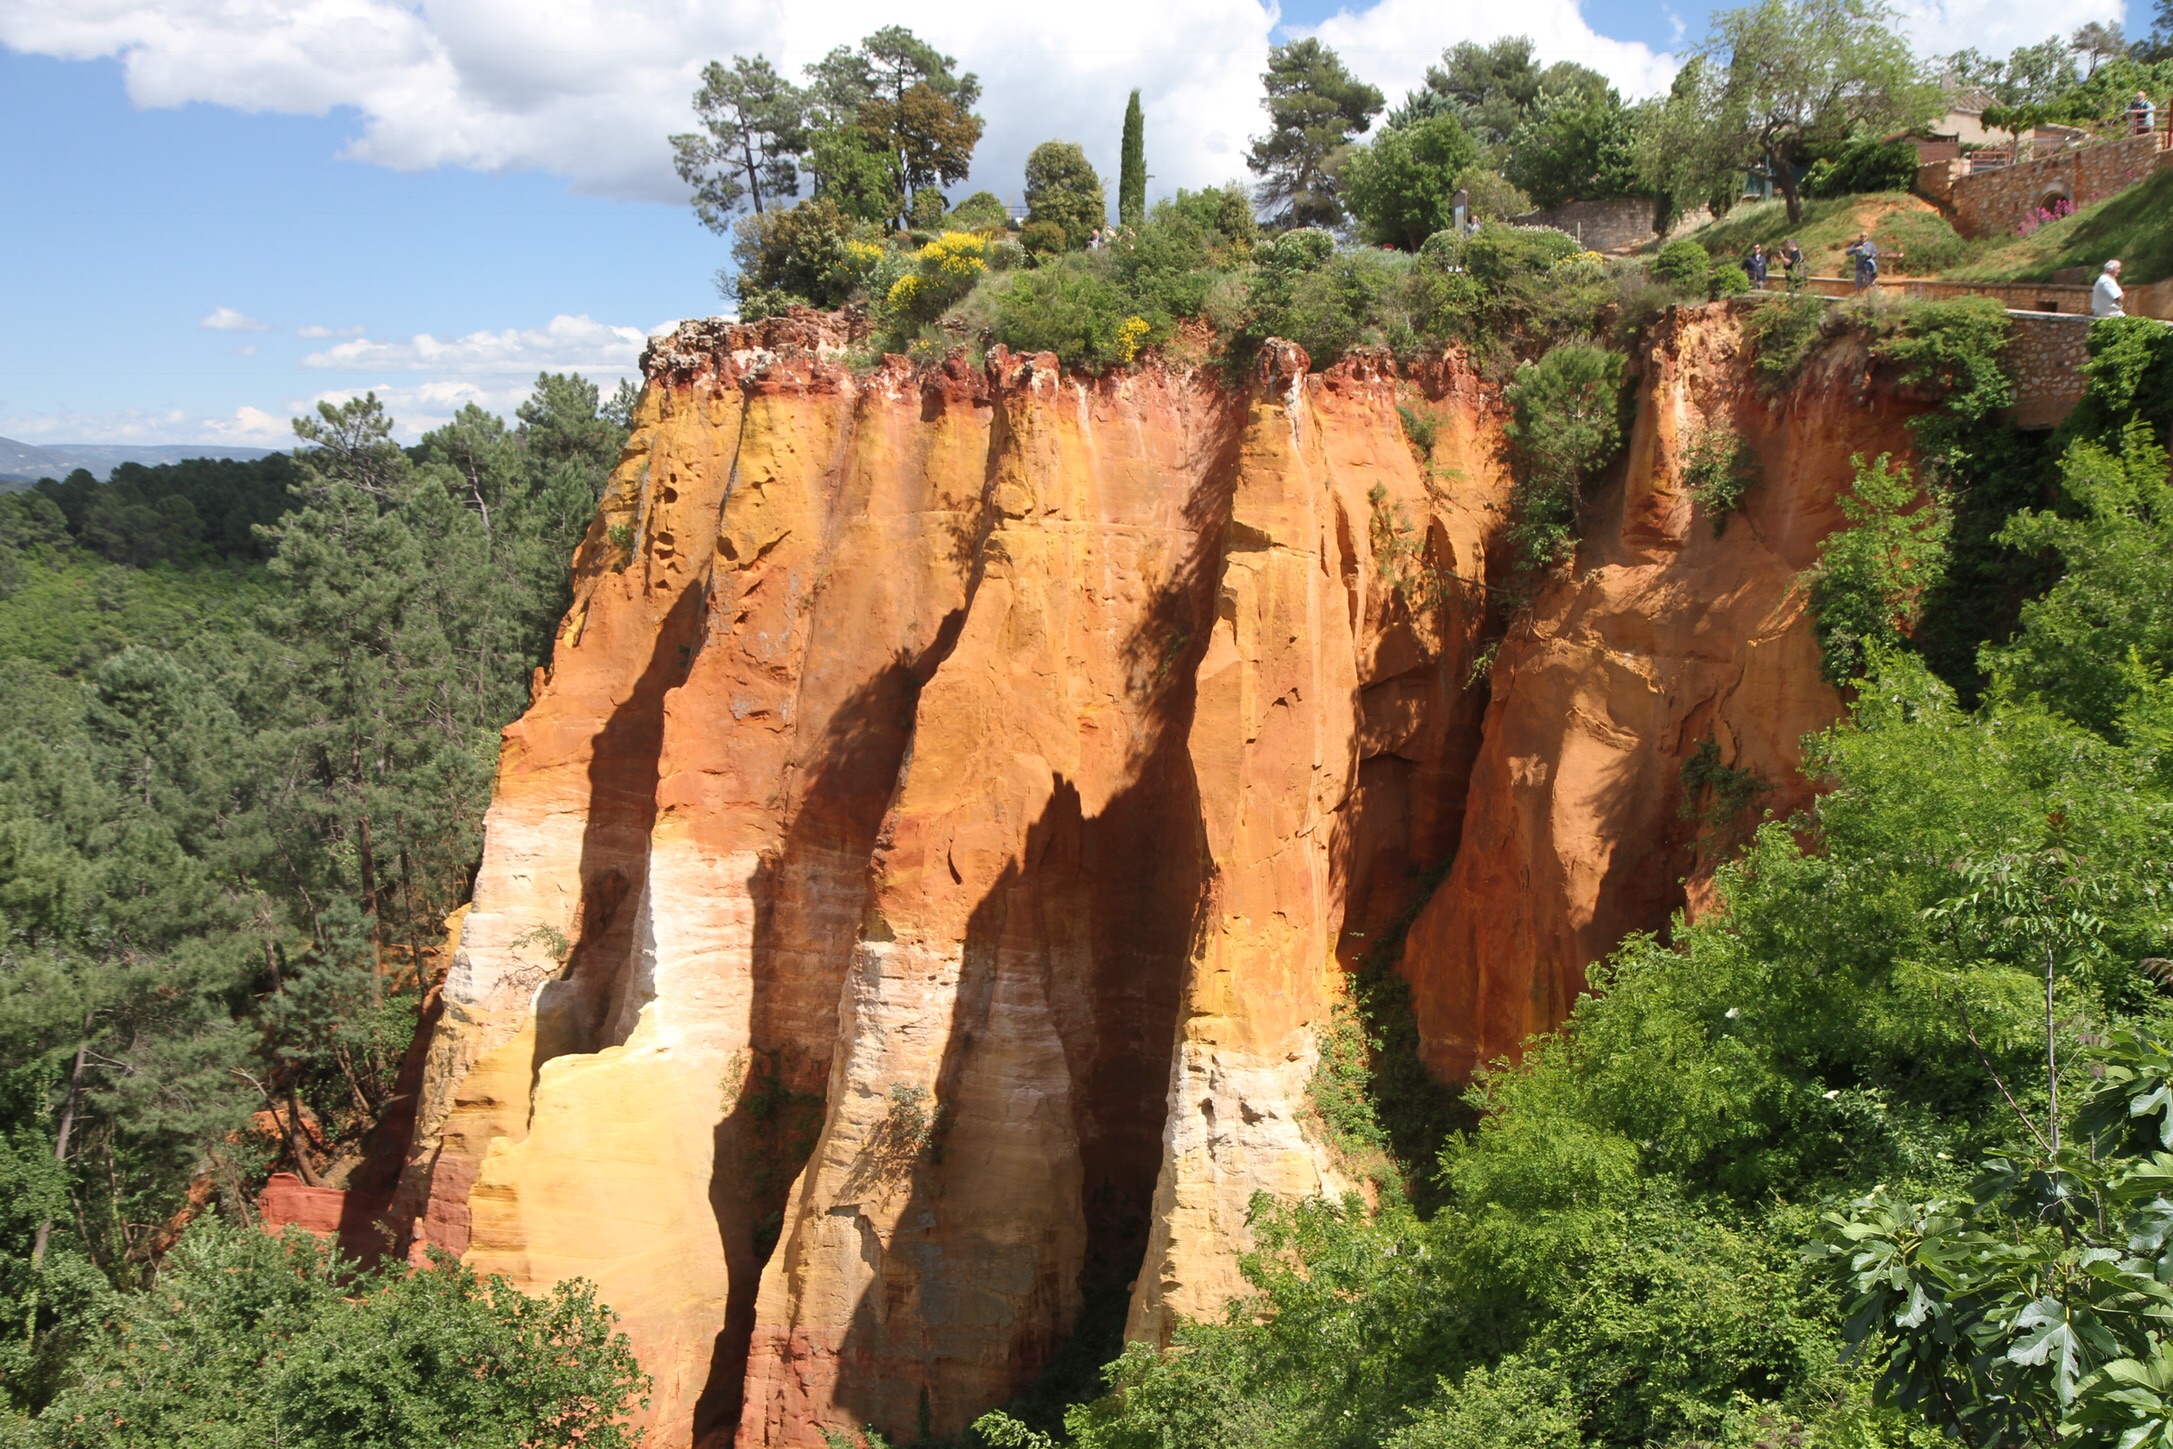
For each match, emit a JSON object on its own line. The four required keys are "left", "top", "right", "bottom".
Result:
{"left": 2093, "top": 259, "right": 2126, "bottom": 318}
{"left": 1846, "top": 232, "right": 1879, "bottom": 291}
{"left": 2130, "top": 92, "right": 2157, "bottom": 137}
{"left": 1744, "top": 243, "right": 1769, "bottom": 290}
{"left": 1779, "top": 237, "right": 1806, "bottom": 292}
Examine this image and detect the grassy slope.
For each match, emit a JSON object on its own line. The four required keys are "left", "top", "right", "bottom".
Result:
{"left": 1683, "top": 192, "right": 1942, "bottom": 275}
{"left": 1686, "top": 166, "right": 2173, "bottom": 290}
{"left": 1947, "top": 165, "right": 2173, "bottom": 286}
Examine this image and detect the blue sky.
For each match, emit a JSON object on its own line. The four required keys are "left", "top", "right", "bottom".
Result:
{"left": 0, "top": 0, "right": 2125, "bottom": 445}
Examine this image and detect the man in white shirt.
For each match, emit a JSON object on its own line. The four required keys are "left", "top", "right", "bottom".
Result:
{"left": 2093, "top": 259, "right": 2126, "bottom": 318}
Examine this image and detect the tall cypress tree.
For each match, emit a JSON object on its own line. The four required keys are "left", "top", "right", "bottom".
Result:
{"left": 1119, "top": 89, "right": 1146, "bottom": 228}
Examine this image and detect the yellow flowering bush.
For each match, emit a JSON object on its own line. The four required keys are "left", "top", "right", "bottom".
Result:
{"left": 843, "top": 239, "right": 885, "bottom": 274}
{"left": 878, "top": 231, "right": 992, "bottom": 337}
{"left": 918, "top": 231, "right": 989, "bottom": 280}
{"left": 1115, "top": 315, "right": 1151, "bottom": 364}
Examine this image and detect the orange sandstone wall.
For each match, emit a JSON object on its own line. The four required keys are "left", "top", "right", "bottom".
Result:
{"left": 1394, "top": 304, "right": 1921, "bottom": 1082}
{"left": 392, "top": 300, "right": 1907, "bottom": 1447}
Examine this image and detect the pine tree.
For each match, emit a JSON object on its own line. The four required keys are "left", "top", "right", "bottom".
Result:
{"left": 1119, "top": 90, "right": 1146, "bottom": 228}
{"left": 1246, "top": 39, "right": 1384, "bottom": 229}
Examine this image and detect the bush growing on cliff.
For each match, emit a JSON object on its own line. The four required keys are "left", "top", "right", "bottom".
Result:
{"left": 992, "top": 262, "right": 1141, "bottom": 370}
{"left": 1805, "top": 452, "right": 1951, "bottom": 683}
{"left": 1742, "top": 290, "right": 1830, "bottom": 384}
{"left": 730, "top": 196, "right": 871, "bottom": 314}
{"left": 1500, "top": 343, "right": 1629, "bottom": 576}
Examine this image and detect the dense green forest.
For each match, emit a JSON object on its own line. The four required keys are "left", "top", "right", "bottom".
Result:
{"left": 0, "top": 375, "right": 651, "bottom": 1444}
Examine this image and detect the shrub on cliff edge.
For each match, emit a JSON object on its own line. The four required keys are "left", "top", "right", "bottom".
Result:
{"left": 1501, "top": 343, "right": 1629, "bottom": 577}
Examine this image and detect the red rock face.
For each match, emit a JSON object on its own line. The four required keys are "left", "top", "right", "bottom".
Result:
{"left": 1395, "top": 305, "right": 1924, "bottom": 1081}
{"left": 387, "top": 301, "right": 1914, "bottom": 1446}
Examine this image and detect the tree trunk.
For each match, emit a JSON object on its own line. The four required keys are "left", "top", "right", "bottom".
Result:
{"left": 29, "top": 1016, "right": 93, "bottom": 1281}
{"left": 30, "top": 1044, "right": 87, "bottom": 1267}
{"left": 1771, "top": 143, "right": 1803, "bottom": 225}
{"left": 263, "top": 938, "right": 326, "bottom": 1188}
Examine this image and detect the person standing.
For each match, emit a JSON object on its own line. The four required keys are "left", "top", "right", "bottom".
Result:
{"left": 1846, "top": 231, "right": 1879, "bottom": 291}
{"left": 1779, "top": 237, "right": 1806, "bottom": 292}
{"left": 2093, "top": 259, "right": 2127, "bottom": 318}
{"left": 1744, "top": 243, "right": 1770, "bottom": 290}
{"left": 2129, "top": 91, "right": 2157, "bottom": 137}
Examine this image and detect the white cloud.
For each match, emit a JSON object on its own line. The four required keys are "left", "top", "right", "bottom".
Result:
{"left": 1307, "top": 0, "right": 1679, "bottom": 106}
{"left": 0, "top": 0, "right": 2112, "bottom": 211}
{"left": 201, "top": 305, "right": 270, "bottom": 331}
{"left": 0, "top": 0, "right": 1271, "bottom": 204}
{"left": 300, "top": 313, "right": 649, "bottom": 375}
{"left": 1890, "top": 0, "right": 2124, "bottom": 59}
{"left": 301, "top": 380, "right": 550, "bottom": 438}
{"left": 0, "top": 403, "right": 289, "bottom": 446}
{"left": 200, "top": 405, "right": 293, "bottom": 446}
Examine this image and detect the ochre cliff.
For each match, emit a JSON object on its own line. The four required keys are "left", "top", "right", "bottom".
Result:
{"left": 383, "top": 301, "right": 1914, "bottom": 1446}
{"left": 1394, "top": 308, "right": 1923, "bottom": 1082}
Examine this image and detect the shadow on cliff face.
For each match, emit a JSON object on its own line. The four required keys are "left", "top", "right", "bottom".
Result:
{"left": 692, "top": 631, "right": 972, "bottom": 1448}
{"left": 826, "top": 755, "right": 1201, "bottom": 1443}
{"left": 821, "top": 457, "right": 1232, "bottom": 1441}
{"left": 532, "top": 580, "right": 706, "bottom": 1076}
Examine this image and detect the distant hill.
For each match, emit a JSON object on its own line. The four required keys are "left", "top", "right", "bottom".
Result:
{"left": 0, "top": 437, "right": 279, "bottom": 487}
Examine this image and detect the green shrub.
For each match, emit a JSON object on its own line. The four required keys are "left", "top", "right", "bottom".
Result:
{"left": 27, "top": 1219, "right": 649, "bottom": 1449}
{"left": 1805, "top": 452, "right": 1950, "bottom": 683}
{"left": 729, "top": 197, "right": 868, "bottom": 311}
{"left": 1245, "top": 231, "right": 1401, "bottom": 367}
{"left": 1396, "top": 404, "right": 1438, "bottom": 458}
{"left": 1653, "top": 239, "right": 1712, "bottom": 292}
{"left": 1465, "top": 225, "right": 1580, "bottom": 288}
{"left": 1743, "top": 292, "right": 1830, "bottom": 386}
{"left": 1711, "top": 261, "right": 1751, "bottom": 297}
{"left": 1502, "top": 344, "right": 1629, "bottom": 578}
{"left": 1383, "top": 1359, "right": 1578, "bottom": 1449}
{"left": 992, "top": 261, "right": 1136, "bottom": 370}
{"left": 2065, "top": 314, "right": 2173, "bottom": 446}
{"left": 1018, "top": 219, "right": 1066, "bottom": 257}
{"left": 1681, "top": 424, "right": 1761, "bottom": 531}
{"left": 1872, "top": 297, "right": 2014, "bottom": 478}
{"left": 947, "top": 190, "right": 1012, "bottom": 233}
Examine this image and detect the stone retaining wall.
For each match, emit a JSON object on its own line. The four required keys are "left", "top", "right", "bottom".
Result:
{"left": 1799, "top": 275, "right": 2173, "bottom": 319}
{"left": 2004, "top": 311, "right": 2094, "bottom": 429}
{"left": 1949, "top": 131, "right": 2169, "bottom": 239}
{"left": 1511, "top": 196, "right": 1708, "bottom": 253}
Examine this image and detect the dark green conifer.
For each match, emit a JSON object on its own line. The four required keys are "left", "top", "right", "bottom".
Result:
{"left": 1119, "top": 89, "right": 1146, "bottom": 228}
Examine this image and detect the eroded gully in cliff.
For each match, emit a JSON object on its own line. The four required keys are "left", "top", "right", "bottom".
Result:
{"left": 377, "top": 301, "right": 1926, "bottom": 1448}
